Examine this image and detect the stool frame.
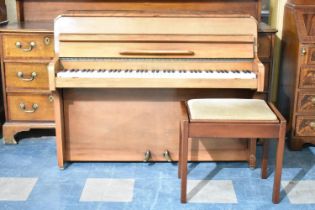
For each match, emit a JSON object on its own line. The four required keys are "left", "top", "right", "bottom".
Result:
{"left": 178, "top": 103, "right": 286, "bottom": 204}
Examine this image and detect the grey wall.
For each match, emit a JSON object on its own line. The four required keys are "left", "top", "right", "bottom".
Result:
{"left": 5, "top": 0, "right": 16, "bottom": 23}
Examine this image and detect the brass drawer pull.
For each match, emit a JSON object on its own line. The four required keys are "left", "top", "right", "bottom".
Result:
{"left": 311, "top": 97, "right": 315, "bottom": 105}
{"left": 19, "top": 103, "right": 39, "bottom": 113}
{"left": 301, "top": 48, "right": 307, "bottom": 56}
{"left": 163, "top": 150, "right": 172, "bottom": 162}
{"left": 17, "top": 72, "right": 37, "bottom": 81}
{"left": 309, "top": 121, "right": 315, "bottom": 129}
{"left": 15, "top": 41, "right": 36, "bottom": 52}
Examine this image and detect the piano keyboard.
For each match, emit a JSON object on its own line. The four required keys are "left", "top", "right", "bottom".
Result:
{"left": 57, "top": 69, "right": 256, "bottom": 79}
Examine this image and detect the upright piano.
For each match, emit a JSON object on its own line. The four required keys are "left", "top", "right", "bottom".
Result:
{"left": 48, "top": 12, "right": 264, "bottom": 168}
{"left": 1, "top": 1, "right": 275, "bottom": 168}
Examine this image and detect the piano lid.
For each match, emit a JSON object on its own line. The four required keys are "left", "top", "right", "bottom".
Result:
{"left": 54, "top": 12, "right": 258, "bottom": 53}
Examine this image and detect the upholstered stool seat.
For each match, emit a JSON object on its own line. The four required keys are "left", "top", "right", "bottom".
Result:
{"left": 178, "top": 98, "right": 286, "bottom": 204}
{"left": 188, "top": 99, "right": 277, "bottom": 121}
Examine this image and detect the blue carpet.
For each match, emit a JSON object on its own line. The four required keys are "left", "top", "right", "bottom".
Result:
{"left": 0, "top": 137, "right": 314, "bottom": 210}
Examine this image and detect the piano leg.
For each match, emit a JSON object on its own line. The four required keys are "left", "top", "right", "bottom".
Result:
{"left": 53, "top": 90, "right": 65, "bottom": 169}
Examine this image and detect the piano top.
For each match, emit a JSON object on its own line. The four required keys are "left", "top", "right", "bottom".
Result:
{"left": 47, "top": 12, "right": 265, "bottom": 92}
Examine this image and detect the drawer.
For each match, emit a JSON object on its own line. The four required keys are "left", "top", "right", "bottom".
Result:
{"left": 258, "top": 34, "right": 272, "bottom": 59}
{"left": 3, "top": 34, "right": 54, "bottom": 59}
{"left": 299, "top": 67, "right": 315, "bottom": 88}
{"left": 7, "top": 94, "right": 54, "bottom": 121}
{"left": 297, "top": 92, "right": 315, "bottom": 113}
{"left": 295, "top": 116, "right": 315, "bottom": 137}
{"left": 5, "top": 63, "right": 49, "bottom": 90}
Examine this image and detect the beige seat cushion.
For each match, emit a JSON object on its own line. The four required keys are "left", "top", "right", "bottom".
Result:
{"left": 187, "top": 99, "right": 277, "bottom": 121}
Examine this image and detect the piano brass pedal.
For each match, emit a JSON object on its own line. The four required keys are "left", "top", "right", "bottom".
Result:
{"left": 144, "top": 150, "right": 151, "bottom": 162}
{"left": 163, "top": 150, "right": 172, "bottom": 162}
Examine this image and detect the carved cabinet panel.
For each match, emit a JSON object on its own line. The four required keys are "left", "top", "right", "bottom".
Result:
{"left": 299, "top": 67, "right": 315, "bottom": 88}
{"left": 297, "top": 92, "right": 315, "bottom": 113}
{"left": 296, "top": 116, "right": 315, "bottom": 137}
{"left": 307, "top": 47, "right": 315, "bottom": 65}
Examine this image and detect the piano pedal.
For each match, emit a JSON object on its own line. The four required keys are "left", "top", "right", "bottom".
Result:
{"left": 144, "top": 150, "right": 151, "bottom": 162}
{"left": 163, "top": 150, "right": 172, "bottom": 162}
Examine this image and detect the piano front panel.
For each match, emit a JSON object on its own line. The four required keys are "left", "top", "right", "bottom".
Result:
{"left": 59, "top": 42, "right": 254, "bottom": 59}
{"left": 63, "top": 88, "right": 253, "bottom": 161}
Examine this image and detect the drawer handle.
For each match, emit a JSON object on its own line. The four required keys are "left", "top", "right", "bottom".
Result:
{"left": 15, "top": 41, "right": 36, "bottom": 52}
{"left": 120, "top": 50, "right": 195, "bottom": 56}
{"left": 301, "top": 48, "right": 307, "bottom": 56}
{"left": 17, "top": 72, "right": 37, "bottom": 81}
{"left": 19, "top": 103, "right": 38, "bottom": 113}
{"left": 309, "top": 121, "right": 315, "bottom": 129}
{"left": 311, "top": 97, "right": 315, "bottom": 105}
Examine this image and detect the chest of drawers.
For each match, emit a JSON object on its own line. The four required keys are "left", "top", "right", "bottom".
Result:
{"left": 0, "top": 26, "right": 55, "bottom": 144}
{"left": 278, "top": 1, "right": 315, "bottom": 149}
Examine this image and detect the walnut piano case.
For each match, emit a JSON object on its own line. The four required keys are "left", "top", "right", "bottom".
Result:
{"left": 278, "top": 0, "right": 315, "bottom": 149}
{"left": 50, "top": 14, "right": 265, "bottom": 168}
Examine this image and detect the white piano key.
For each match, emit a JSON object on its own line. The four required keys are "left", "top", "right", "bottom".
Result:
{"left": 57, "top": 69, "right": 256, "bottom": 80}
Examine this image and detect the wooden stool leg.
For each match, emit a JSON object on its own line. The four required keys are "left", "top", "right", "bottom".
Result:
{"left": 178, "top": 122, "right": 182, "bottom": 179}
{"left": 272, "top": 123, "right": 286, "bottom": 204}
{"left": 261, "top": 139, "right": 269, "bottom": 179}
{"left": 180, "top": 120, "right": 189, "bottom": 203}
{"left": 248, "top": 138, "right": 257, "bottom": 169}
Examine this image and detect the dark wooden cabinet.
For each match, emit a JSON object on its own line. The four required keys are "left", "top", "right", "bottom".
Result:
{"left": 278, "top": 0, "right": 315, "bottom": 149}
{"left": 0, "top": 0, "right": 7, "bottom": 25}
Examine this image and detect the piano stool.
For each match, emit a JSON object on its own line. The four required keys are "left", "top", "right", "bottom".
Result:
{"left": 178, "top": 99, "right": 286, "bottom": 204}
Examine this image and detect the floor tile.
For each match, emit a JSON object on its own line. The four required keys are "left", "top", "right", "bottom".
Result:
{"left": 282, "top": 180, "right": 315, "bottom": 204}
{"left": 80, "top": 178, "right": 135, "bottom": 202}
{"left": 187, "top": 180, "right": 237, "bottom": 203}
{"left": 0, "top": 177, "right": 37, "bottom": 201}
